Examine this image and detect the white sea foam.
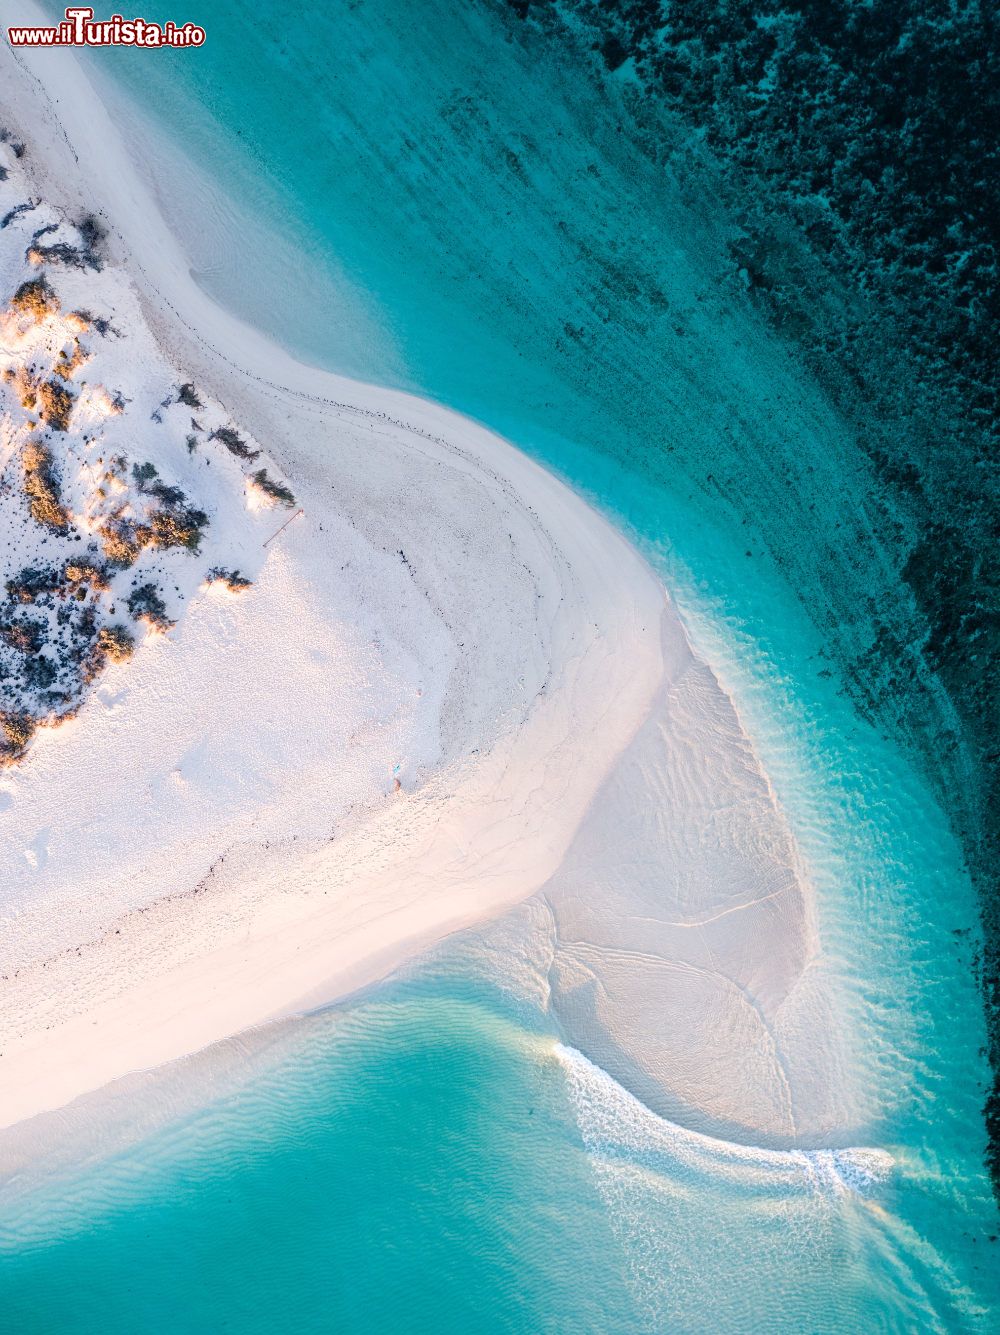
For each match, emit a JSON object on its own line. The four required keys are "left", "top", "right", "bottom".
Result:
{"left": 555, "top": 1041, "right": 893, "bottom": 1330}
{"left": 555, "top": 1042, "right": 892, "bottom": 1197}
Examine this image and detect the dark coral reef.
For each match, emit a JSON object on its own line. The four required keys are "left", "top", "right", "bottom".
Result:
{"left": 508, "top": 0, "right": 1000, "bottom": 1189}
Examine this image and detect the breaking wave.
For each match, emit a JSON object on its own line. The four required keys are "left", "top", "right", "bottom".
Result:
{"left": 555, "top": 1041, "right": 896, "bottom": 1332}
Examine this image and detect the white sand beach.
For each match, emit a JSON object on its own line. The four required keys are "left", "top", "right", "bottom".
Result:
{"left": 0, "top": 10, "right": 848, "bottom": 1146}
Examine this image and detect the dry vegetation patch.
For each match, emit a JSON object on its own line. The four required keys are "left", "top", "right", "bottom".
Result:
{"left": 206, "top": 567, "right": 253, "bottom": 592}
{"left": 97, "top": 623, "right": 135, "bottom": 662}
{"left": 10, "top": 275, "right": 58, "bottom": 320}
{"left": 0, "top": 711, "right": 36, "bottom": 766}
{"left": 127, "top": 582, "right": 174, "bottom": 632}
{"left": 53, "top": 339, "right": 89, "bottom": 382}
{"left": 98, "top": 517, "right": 152, "bottom": 567}
{"left": 0, "top": 177, "right": 269, "bottom": 768}
{"left": 84, "top": 623, "right": 135, "bottom": 678}
{"left": 37, "top": 379, "right": 74, "bottom": 431}
{"left": 23, "top": 440, "right": 70, "bottom": 532}
{"left": 250, "top": 468, "right": 296, "bottom": 508}
{"left": 210, "top": 425, "right": 259, "bottom": 461}
{"left": 64, "top": 560, "right": 110, "bottom": 591}
{"left": 149, "top": 507, "right": 207, "bottom": 552}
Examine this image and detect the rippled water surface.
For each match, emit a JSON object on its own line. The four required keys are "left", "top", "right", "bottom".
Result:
{"left": 0, "top": 986, "right": 981, "bottom": 1333}
{"left": 0, "top": 999, "right": 642, "bottom": 1333}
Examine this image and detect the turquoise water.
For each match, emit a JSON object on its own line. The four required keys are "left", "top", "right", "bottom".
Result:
{"left": 0, "top": 977, "right": 985, "bottom": 1334}
{"left": 0, "top": 997, "right": 644, "bottom": 1333}
{"left": 10, "top": 0, "right": 998, "bottom": 1328}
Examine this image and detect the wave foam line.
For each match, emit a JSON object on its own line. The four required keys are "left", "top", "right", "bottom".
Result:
{"left": 555, "top": 1042, "right": 892, "bottom": 1199}
{"left": 556, "top": 1042, "right": 899, "bottom": 1331}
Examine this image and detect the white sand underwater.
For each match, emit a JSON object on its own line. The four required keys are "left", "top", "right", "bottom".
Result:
{"left": 0, "top": 11, "right": 850, "bottom": 1149}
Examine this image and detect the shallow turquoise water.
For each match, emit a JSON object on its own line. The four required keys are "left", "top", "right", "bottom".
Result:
{"left": 0, "top": 998, "right": 643, "bottom": 1334}
{"left": 0, "top": 980, "right": 985, "bottom": 1334}
{"left": 13, "top": 0, "right": 1000, "bottom": 1328}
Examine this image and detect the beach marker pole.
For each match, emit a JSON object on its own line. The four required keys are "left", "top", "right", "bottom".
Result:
{"left": 262, "top": 507, "right": 304, "bottom": 549}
